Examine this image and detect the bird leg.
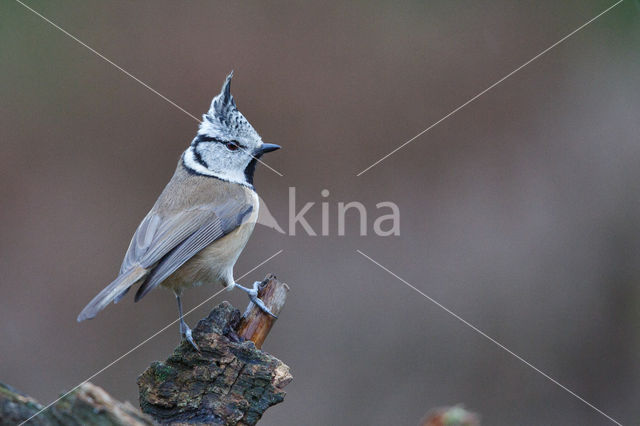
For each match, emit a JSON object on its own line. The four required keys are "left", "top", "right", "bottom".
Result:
{"left": 175, "top": 293, "right": 199, "bottom": 351}
{"left": 235, "top": 281, "right": 278, "bottom": 318}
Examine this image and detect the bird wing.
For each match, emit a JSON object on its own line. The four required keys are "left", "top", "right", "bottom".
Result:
{"left": 128, "top": 200, "right": 253, "bottom": 302}
{"left": 112, "top": 208, "right": 216, "bottom": 304}
{"left": 120, "top": 208, "right": 212, "bottom": 274}
{"left": 81, "top": 198, "right": 253, "bottom": 318}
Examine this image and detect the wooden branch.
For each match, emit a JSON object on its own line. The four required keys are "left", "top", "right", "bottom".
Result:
{"left": 237, "top": 274, "right": 289, "bottom": 349}
{"left": 1, "top": 288, "right": 478, "bottom": 426}
{"left": 0, "top": 274, "right": 291, "bottom": 425}
{"left": 137, "top": 274, "right": 292, "bottom": 425}
{"left": 0, "top": 381, "right": 153, "bottom": 425}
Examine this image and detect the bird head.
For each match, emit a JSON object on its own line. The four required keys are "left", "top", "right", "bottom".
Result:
{"left": 183, "top": 72, "right": 280, "bottom": 186}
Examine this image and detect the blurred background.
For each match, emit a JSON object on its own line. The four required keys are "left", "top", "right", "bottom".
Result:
{"left": 1, "top": 1, "right": 639, "bottom": 424}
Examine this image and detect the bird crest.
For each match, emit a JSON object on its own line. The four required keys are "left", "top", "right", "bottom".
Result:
{"left": 199, "top": 71, "right": 261, "bottom": 144}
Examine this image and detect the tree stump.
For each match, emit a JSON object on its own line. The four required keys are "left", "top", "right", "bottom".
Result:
{"left": 137, "top": 275, "right": 292, "bottom": 425}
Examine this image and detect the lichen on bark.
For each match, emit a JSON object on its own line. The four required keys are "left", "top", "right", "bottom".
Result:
{"left": 137, "top": 301, "right": 292, "bottom": 425}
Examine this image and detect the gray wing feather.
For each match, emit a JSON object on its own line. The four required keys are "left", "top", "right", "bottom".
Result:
{"left": 120, "top": 210, "right": 208, "bottom": 274}
{"left": 134, "top": 218, "right": 224, "bottom": 301}
{"left": 86, "top": 209, "right": 217, "bottom": 315}
{"left": 133, "top": 203, "right": 253, "bottom": 301}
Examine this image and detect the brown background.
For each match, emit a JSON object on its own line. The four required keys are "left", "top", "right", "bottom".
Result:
{"left": 1, "top": 1, "right": 639, "bottom": 424}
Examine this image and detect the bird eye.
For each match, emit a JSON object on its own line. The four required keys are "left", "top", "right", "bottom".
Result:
{"left": 225, "top": 141, "right": 239, "bottom": 151}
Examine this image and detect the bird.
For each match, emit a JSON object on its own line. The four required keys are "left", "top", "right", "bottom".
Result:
{"left": 77, "top": 72, "right": 280, "bottom": 350}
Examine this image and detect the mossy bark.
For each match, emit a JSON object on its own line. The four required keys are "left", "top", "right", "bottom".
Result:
{"left": 0, "top": 381, "right": 153, "bottom": 426}
{"left": 137, "top": 299, "right": 292, "bottom": 425}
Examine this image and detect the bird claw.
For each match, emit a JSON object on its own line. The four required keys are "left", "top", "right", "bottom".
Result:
{"left": 249, "top": 292, "right": 278, "bottom": 319}
{"left": 182, "top": 324, "right": 200, "bottom": 351}
{"left": 237, "top": 281, "right": 278, "bottom": 319}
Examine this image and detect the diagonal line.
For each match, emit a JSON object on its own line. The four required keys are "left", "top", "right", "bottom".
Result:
{"left": 19, "top": 249, "right": 283, "bottom": 426}
{"left": 14, "top": 0, "right": 284, "bottom": 177}
{"left": 356, "top": 249, "right": 622, "bottom": 426}
{"left": 356, "top": 0, "right": 623, "bottom": 176}
{"left": 13, "top": 0, "right": 201, "bottom": 122}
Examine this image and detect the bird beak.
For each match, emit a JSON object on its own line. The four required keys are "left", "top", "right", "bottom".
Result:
{"left": 256, "top": 143, "right": 281, "bottom": 155}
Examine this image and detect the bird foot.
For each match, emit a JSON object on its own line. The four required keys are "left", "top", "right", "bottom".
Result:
{"left": 181, "top": 322, "right": 200, "bottom": 351}
{"left": 237, "top": 281, "right": 278, "bottom": 319}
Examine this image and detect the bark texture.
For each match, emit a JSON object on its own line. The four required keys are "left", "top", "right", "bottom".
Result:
{"left": 0, "top": 381, "right": 153, "bottom": 426}
{"left": 137, "top": 276, "right": 292, "bottom": 425}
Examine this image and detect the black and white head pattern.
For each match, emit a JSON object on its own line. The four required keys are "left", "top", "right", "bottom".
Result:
{"left": 183, "top": 72, "right": 265, "bottom": 187}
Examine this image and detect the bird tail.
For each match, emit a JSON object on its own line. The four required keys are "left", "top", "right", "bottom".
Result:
{"left": 77, "top": 265, "right": 147, "bottom": 322}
